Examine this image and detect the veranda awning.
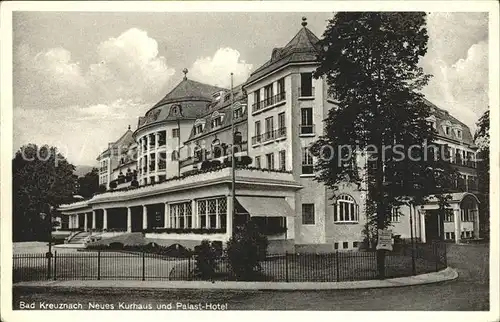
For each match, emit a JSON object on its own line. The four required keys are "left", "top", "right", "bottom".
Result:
{"left": 236, "top": 196, "right": 294, "bottom": 217}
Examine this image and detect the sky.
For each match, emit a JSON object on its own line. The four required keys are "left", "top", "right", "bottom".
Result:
{"left": 12, "top": 11, "right": 489, "bottom": 166}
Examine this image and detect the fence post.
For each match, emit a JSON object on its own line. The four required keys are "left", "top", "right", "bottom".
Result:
{"left": 335, "top": 251, "right": 340, "bottom": 282}
{"left": 53, "top": 251, "right": 57, "bottom": 280}
{"left": 142, "top": 251, "right": 146, "bottom": 281}
{"left": 188, "top": 256, "right": 191, "bottom": 281}
{"left": 444, "top": 243, "right": 447, "bottom": 267}
{"left": 285, "top": 251, "right": 289, "bottom": 282}
{"left": 97, "top": 251, "right": 101, "bottom": 280}
{"left": 434, "top": 243, "right": 439, "bottom": 272}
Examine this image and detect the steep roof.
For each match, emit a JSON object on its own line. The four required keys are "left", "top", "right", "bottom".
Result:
{"left": 245, "top": 18, "right": 320, "bottom": 85}
{"left": 137, "top": 75, "right": 227, "bottom": 129}
{"left": 151, "top": 77, "right": 226, "bottom": 108}
{"left": 186, "top": 85, "right": 247, "bottom": 142}
{"left": 424, "top": 98, "right": 475, "bottom": 146}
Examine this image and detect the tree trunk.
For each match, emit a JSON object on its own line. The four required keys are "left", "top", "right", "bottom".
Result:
{"left": 375, "top": 142, "right": 386, "bottom": 279}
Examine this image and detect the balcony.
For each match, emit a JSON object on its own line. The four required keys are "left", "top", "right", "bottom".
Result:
{"left": 252, "top": 127, "right": 287, "bottom": 145}
{"left": 300, "top": 124, "right": 315, "bottom": 135}
{"left": 252, "top": 92, "right": 286, "bottom": 113}
{"left": 299, "top": 86, "right": 315, "bottom": 98}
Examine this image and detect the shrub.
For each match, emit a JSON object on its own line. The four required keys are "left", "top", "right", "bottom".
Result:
{"left": 109, "top": 242, "right": 124, "bottom": 250}
{"left": 109, "top": 181, "right": 117, "bottom": 189}
{"left": 227, "top": 221, "right": 268, "bottom": 280}
{"left": 194, "top": 240, "right": 218, "bottom": 280}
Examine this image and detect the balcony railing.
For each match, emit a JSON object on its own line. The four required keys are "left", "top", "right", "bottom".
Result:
{"left": 252, "top": 127, "right": 287, "bottom": 145}
{"left": 252, "top": 91, "right": 286, "bottom": 113}
{"left": 300, "top": 124, "right": 315, "bottom": 135}
{"left": 299, "top": 86, "right": 315, "bottom": 98}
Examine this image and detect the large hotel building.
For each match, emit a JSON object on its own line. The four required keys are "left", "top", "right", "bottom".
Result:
{"left": 60, "top": 18, "right": 481, "bottom": 253}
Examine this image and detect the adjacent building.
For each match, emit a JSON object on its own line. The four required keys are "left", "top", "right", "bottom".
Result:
{"left": 60, "top": 18, "right": 481, "bottom": 252}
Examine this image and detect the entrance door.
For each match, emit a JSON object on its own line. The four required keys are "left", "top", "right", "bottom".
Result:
{"left": 425, "top": 210, "right": 444, "bottom": 242}
{"left": 131, "top": 208, "right": 143, "bottom": 232}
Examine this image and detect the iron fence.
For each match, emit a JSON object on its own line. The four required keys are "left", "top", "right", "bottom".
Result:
{"left": 13, "top": 242, "right": 446, "bottom": 283}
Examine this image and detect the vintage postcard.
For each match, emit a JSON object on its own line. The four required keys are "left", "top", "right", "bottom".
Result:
{"left": 1, "top": 1, "right": 498, "bottom": 321}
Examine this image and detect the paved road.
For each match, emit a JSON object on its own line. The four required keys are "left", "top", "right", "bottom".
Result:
{"left": 12, "top": 244, "right": 489, "bottom": 310}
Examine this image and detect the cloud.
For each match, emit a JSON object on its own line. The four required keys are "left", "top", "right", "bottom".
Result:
{"left": 421, "top": 13, "right": 489, "bottom": 131}
{"left": 189, "top": 48, "right": 253, "bottom": 87}
{"left": 14, "top": 99, "right": 150, "bottom": 165}
{"left": 88, "top": 28, "right": 175, "bottom": 102}
{"left": 14, "top": 28, "right": 175, "bottom": 110}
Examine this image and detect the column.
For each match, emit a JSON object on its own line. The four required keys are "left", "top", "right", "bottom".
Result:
{"left": 74, "top": 215, "right": 78, "bottom": 229}
{"left": 192, "top": 200, "right": 198, "bottom": 229}
{"left": 84, "top": 213, "right": 88, "bottom": 231}
{"left": 146, "top": 135, "right": 151, "bottom": 177}
{"left": 420, "top": 209, "right": 426, "bottom": 243}
{"left": 103, "top": 208, "right": 108, "bottom": 230}
{"left": 92, "top": 211, "right": 96, "bottom": 229}
{"left": 454, "top": 206, "right": 461, "bottom": 244}
{"left": 68, "top": 215, "right": 73, "bottom": 229}
{"left": 164, "top": 203, "right": 169, "bottom": 228}
{"left": 473, "top": 205, "right": 480, "bottom": 239}
{"left": 143, "top": 205, "right": 148, "bottom": 230}
{"left": 127, "top": 207, "right": 132, "bottom": 233}
{"left": 154, "top": 132, "right": 159, "bottom": 182}
{"left": 226, "top": 196, "right": 233, "bottom": 239}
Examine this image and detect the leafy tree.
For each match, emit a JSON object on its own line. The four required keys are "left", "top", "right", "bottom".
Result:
{"left": 226, "top": 220, "right": 268, "bottom": 281}
{"left": 76, "top": 168, "right": 100, "bottom": 198}
{"left": 475, "top": 109, "right": 489, "bottom": 238}
{"left": 193, "top": 240, "right": 218, "bottom": 280}
{"left": 311, "top": 13, "right": 458, "bottom": 278}
{"left": 12, "top": 144, "right": 77, "bottom": 241}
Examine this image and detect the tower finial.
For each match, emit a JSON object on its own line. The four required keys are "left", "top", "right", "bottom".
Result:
{"left": 301, "top": 17, "right": 307, "bottom": 27}
{"left": 128, "top": 124, "right": 131, "bottom": 130}
{"left": 182, "top": 68, "right": 188, "bottom": 80}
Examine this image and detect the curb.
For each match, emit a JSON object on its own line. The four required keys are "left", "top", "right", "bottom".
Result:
{"left": 13, "top": 267, "right": 458, "bottom": 291}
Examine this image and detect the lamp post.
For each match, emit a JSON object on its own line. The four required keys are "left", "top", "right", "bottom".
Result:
{"left": 39, "top": 204, "right": 53, "bottom": 279}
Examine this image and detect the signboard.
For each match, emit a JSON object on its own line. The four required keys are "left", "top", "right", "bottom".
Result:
{"left": 376, "top": 229, "right": 393, "bottom": 251}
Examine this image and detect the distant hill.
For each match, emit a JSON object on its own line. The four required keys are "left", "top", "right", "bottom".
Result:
{"left": 74, "top": 165, "right": 95, "bottom": 177}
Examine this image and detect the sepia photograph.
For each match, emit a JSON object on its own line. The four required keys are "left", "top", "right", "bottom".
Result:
{"left": 1, "top": 1, "right": 498, "bottom": 319}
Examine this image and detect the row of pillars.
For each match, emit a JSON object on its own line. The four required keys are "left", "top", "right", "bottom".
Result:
{"left": 418, "top": 206, "right": 480, "bottom": 243}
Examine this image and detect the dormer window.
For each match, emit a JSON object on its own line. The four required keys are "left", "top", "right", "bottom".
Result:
{"left": 234, "top": 108, "right": 243, "bottom": 119}
{"left": 211, "top": 117, "right": 223, "bottom": 128}
{"left": 212, "top": 91, "right": 223, "bottom": 101}
{"left": 442, "top": 121, "right": 452, "bottom": 136}
{"left": 224, "top": 93, "right": 231, "bottom": 102}
{"left": 194, "top": 124, "right": 204, "bottom": 135}
{"left": 456, "top": 129, "right": 463, "bottom": 139}
{"left": 211, "top": 111, "right": 224, "bottom": 129}
{"left": 194, "top": 119, "right": 206, "bottom": 135}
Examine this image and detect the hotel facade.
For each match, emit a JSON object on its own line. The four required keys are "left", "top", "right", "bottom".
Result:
{"left": 60, "top": 19, "right": 481, "bottom": 253}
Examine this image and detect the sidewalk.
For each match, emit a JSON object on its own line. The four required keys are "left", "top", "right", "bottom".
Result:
{"left": 13, "top": 267, "right": 458, "bottom": 291}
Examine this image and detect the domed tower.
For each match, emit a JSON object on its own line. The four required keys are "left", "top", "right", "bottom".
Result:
{"left": 134, "top": 69, "right": 226, "bottom": 185}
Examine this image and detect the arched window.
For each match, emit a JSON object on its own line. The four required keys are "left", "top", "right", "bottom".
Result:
{"left": 234, "top": 131, "right": 242, "bottom": 144}
{"left": 333, "top": 194, "right": 359, "bottom": 223}
{"left": 171, "top": 150, "right": 179, "bottom": 161}
{"left": 194, "top": 145, "right": 202, "bottom": 161}
{"left": 212, "top": 139, "right": 222, "bottom": 158}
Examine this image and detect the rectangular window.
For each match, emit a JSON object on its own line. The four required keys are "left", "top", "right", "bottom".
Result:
{"left": 265, "top": 116, "right": 274, "bottom": 141}
{"left": 234, "top": 108, "right": 243, "bottom": 119}
{"left": 264, "top": 84, "right": 274, "bottom": 105}
{"left": 444, "top": 210, "right": 454, "bottom": 222}
{"left": 277, "top": 78, "right": 285, "bottom": 95}
{"left": 300, "top": 108, "right": 314, "bottom": 134}
{"left": 253, "top": 90, "right": 261, "bottom": 110}
{"left": 255, "top": 156, "right": 261, "bottom": 168}
{"left": 255, "top": 121, "right": 261, "bottom": 143}
{"left": 302, "top": 203, "right": 315, "bottom": 225}
{"left": 334, "top": 242, "right": 339, "bottom": 250}
{"left": 266, "top": 153, "right": 274, "bottom": 170}
{"left": 301, "top": 147, "right": 314, "bottom": 174}
{"left": 169, "top": 202, "right": 191, "bottom": 229}
{"left": 197, "top": 197, "right": 227, "bottom": 231}
{"left": 172, "top": 128, "right": 180, "bottom": 138}
{"left": 353, "top": 241, "right": 359, "bottom": 248}
{"left": 300, "top": 73, "right": 313, "bottom": 97}
{"left": 278, "top": 112, "right": 286, "bottom": 137}
{"left": 390, "top": 207, "right": 400, "bottom": 223}
{"left": 279, "top": 150, "right": 286, "bottom": 171}
{"left": 343, "top": 242, "right": 349, "bottom": 249}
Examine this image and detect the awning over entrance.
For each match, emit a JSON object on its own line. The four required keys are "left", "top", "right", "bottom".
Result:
{"left": 236, "top": 196, "right": 294, "bottom": 217}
